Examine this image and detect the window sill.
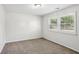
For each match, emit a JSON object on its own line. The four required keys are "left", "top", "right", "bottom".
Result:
{"left": 50, "top": 29, "right": 77, "bottom": 35}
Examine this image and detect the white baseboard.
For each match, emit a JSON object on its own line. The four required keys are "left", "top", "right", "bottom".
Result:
{"left": 6, "top": 36, "right": 42, "bottom": 43}
{"left": 43, "top": 37, "right": 79, "bottom": 53}
{"left": 0, "top": 36, "right": 42, "bottom": 53}
{"left": 0, "top": 43, "right": 5, "bottom": 53}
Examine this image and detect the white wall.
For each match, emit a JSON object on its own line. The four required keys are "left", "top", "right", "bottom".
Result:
{"left": 0, "top": 5, "right": 6, "bottom": 52}
{"left": 43, "top": 5, "right": 79, "bottom": 52}
{"left": 6, "top": 12, "right": 42, "bottom": 42}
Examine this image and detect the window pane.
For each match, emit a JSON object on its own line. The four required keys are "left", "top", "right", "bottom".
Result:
{"left": 61, "top": 15, "right": 74, "bottom": 30}
{"left": 50, "top": 18, "right": 57, "bottom": 29}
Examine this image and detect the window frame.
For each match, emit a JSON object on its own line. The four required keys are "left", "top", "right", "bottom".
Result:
{"left": 49, "top": 16, "right": 58, "bottom": 31}
{"left": 59, "top": 13, "right": 77, "bottom": 34}
{"left": 49, "top": 12, "right": 77, "bottom": 34}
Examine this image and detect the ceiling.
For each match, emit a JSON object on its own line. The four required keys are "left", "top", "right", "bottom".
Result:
{"left": 4, "top": 4, "right": 72, "bottom": 15}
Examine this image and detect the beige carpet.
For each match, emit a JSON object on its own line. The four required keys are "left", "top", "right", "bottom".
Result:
{"left": 1, "top": 38, "right": 78, "bottom": 54}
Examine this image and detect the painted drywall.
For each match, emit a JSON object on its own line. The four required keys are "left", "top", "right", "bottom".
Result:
{"left": 0, "top": 5, "right": 6, "bottom": 52}
{"left": 6, "top": 12, "right": 42, "bottom": 42}
{"left": 43, "top": 5, "right": 79, "bottom": 52}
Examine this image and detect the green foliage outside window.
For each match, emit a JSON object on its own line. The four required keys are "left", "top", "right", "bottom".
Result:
{"left": 61, "top": 15, "right": 74, "bottom": 30}
{"left": 50, "top": 18, "right": 57, "bottom": 29}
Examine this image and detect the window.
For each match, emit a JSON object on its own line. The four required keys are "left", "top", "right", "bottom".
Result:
{"left": 50, "top": 17, "right": 57, "bottom": 29}
{"left": 50, "top": 13, "right": 76, "bottom": 34}
{"left": 61, "top": 15, "right": 74, "bottom": 30}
